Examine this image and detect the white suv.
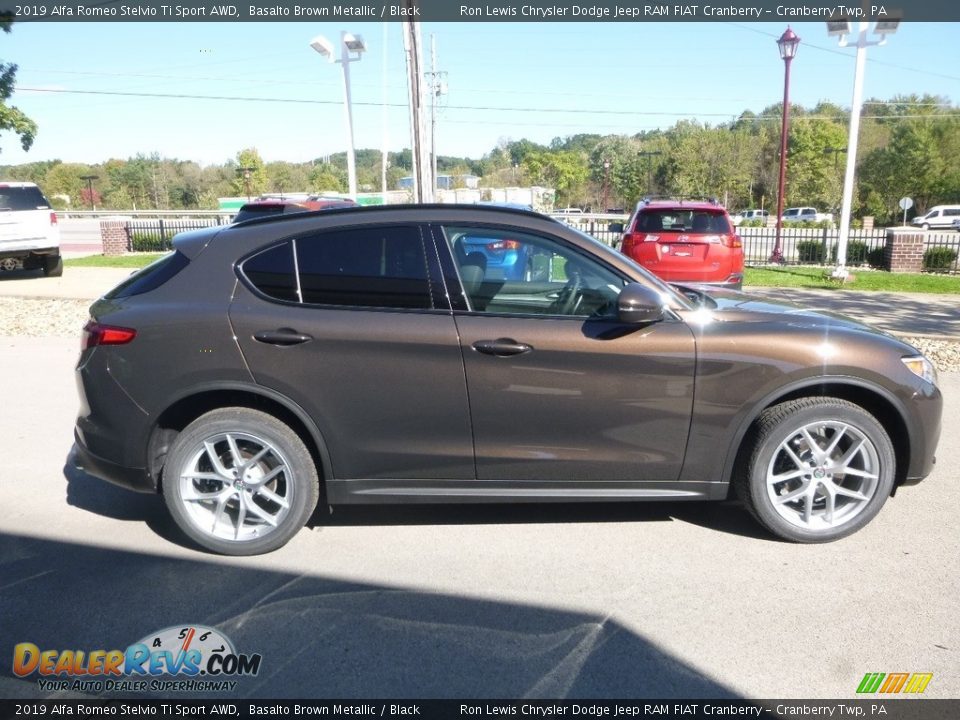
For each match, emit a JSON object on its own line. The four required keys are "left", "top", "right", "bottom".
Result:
{"left": 0, "top": 182, "right": 62, "bottom": 276}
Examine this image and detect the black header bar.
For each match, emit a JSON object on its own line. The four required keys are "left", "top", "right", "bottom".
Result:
{"left": 3, "top": 0, "right": 960, "bottom": 23}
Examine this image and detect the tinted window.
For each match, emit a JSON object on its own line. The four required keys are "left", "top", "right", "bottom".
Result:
{"left": 296, "top": 226, "right": 431, "bottom": 309}
{"left": 105, "top": 251, "right": 190, "bottom": 299}
{"left": 0, "top": 186, "right": 50, "bottom": 211}
{"left": 242, "top": 242, "right": 299, "bottom": 302}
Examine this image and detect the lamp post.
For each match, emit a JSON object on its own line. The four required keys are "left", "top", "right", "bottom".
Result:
{"left": 826, "top": 17, "right": 899, "bottom": 280}
{"left": 236, "top": 167, "right": 254, "bottom": 201}
{"left": 771, "top": 26, "right": 800, "bottom": 264}
{"left": 601, "top": 159, "right": 611, "bottom": 212}
{"left": 310, "top": 31, "right": 366, "bottom": 198}
{"left": 80, "top": 174, "right": 98, "bottom": 211}
{"left": 637, "top": 150, "right": 662, "bottom": 194}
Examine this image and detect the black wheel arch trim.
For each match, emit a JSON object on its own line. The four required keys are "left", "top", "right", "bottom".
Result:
{"left": 715, "top": 374, "right": 915, "bottom": 489}
{"left": 148, "top": 380, "right": 335, "bottom": 487}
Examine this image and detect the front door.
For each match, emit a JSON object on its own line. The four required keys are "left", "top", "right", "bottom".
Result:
{"left": 435, "top": 224, "right": 696, "bottom": 485}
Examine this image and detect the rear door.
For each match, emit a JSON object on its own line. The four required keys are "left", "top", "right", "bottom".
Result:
{"left": 229, "top": 223, "right": 475, "bottom": 490}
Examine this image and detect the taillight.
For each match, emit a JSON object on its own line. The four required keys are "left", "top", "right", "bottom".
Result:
{"left": 82, "top": 320, "right": 137, "bottom": 350}
{"left": 50, "top": 212, "right": 58, "bottom": 226}
{"left": 621, "top": 232, "right": 639, "bottom": 256}
{"left": 721, "top": 234, "right": 742, "bottom": 248}
{"left": 486, "top": 239, "right": 520, "bottom": 251}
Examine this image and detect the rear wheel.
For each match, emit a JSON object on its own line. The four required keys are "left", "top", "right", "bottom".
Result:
{"left": 42, "top": 254, "right": 63, "bottom": 277}
{"left": 735, "top": 398, "right": 895, "bottom": 543}
{"left": 162, "top": 408, "right": 319, "bottom": 555}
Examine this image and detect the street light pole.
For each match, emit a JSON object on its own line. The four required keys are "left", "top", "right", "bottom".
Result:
{"left": 311, "top": 31, "right": 367, "bottom": 199}
{"left": 771, "top": 26, "right": 800, "bottom": 264}
{"left": 602, "top": 159, "right": 611, "bottom": 212}
{"left": 827, "top": 17, "right": 898, "bottom": 280}
{"left": 237, "top": 167, "right": 253, "bottom": 201}
{"left": 80, "top": 174, "right": 98, "bottom": 211}
{"left": 637, "top": 150, "right": 662, "bottom": 195}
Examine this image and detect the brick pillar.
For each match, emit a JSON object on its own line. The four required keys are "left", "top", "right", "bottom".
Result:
{"left": 884, "top": 229, "right": 925, "bottom": 273}
{"left": 100, "top": 220, "right": 130, "bottom": 256}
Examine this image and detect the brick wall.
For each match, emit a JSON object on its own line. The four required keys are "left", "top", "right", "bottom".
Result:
{"left": 100, "top": 221, "right": 130, "bottom": 256}
{"left": 884, "top": 229, "right": 924, "bottom": 273}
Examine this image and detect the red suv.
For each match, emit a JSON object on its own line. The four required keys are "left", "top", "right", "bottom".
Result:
{"left": 620, "top": 197, "right": 743, "bottom": 289}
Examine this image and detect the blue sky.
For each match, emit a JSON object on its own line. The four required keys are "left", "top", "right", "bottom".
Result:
{"left": 2, "top": 21, "right": 958, "bottom": 167}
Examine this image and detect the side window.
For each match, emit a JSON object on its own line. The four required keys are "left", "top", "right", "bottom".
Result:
{"left": 441, "top": 225, "right": 625, "bottom": 318}
{"left": 296, "top": 225, "right": 432, "bottom": 310}
{"left": 242, "top": 241, "right": 299, "bottom": 303}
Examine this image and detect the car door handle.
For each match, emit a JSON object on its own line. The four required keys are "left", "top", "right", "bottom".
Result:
{"left": 253, "top": 329, "right": 314, "bottom": 346}
{"left": 472, "top": 338, "right": 533, "bottom": 357}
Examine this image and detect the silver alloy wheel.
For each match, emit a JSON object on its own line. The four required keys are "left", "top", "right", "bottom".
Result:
{"left": 765, "top": 420, "right": 881, "bottom": 530}
{"left": 177, "top": 431, "right": 295, "bottom": 542}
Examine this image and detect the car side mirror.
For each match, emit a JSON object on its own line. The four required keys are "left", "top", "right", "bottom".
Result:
{"left": 608, "top": 222, "right": 624, "bottom": 233}
{"left": 618, "top": 283, "right": 665, "bottom": 324}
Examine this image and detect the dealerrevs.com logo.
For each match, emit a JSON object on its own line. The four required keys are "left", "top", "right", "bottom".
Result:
{"left": 856, "top": 672, "right": 933, "bottom": 694}
{"left": 12, "top": 625, "right": 261, "bottom": 693}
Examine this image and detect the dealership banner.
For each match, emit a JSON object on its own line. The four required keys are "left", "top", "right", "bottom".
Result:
{"left": 3, "top": 0, "right": 960, "bottom": 23}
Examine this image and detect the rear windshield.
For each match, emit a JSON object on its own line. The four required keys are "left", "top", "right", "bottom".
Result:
{"left": 0, "top": 186, "right": 51, "bottom": 211}
{"left": 634, "top": 209, "right": 731, "bottom": 234}
{"left": 104, "top": 251, "right": 190, "bottom": 299}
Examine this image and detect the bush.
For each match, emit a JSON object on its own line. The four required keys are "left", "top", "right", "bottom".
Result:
{"left": 923, "top": 247, "right": 958, "bottom": 272}
{"left": 130, "top": 231, "right": 173, "bottom": 252}
{"left": 831, "top": 240, "right": 870, "bottom": 265}
{"left": 796, "top": 240, "right": 826, "bottom": 263}
{"left": 866, "top": 248, "right": 886, "bottom": 269}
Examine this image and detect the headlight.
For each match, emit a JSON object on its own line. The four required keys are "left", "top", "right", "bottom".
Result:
{"left": 902, "top": 355, "right": 938, "bottom": 387}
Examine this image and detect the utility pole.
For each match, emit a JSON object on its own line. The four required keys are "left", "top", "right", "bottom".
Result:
{"left": 402, "top": 12, "right": 432, "bottom": 202}
{"left": 426, "top": 35, "right": 448, "bottom": 200}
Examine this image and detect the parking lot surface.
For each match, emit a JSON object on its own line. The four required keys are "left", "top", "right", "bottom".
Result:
{"left": 0, "top": 335, "right": 957, "bottom": 699}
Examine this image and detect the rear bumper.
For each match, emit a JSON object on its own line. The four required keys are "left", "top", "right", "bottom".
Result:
{"left": 0, "top": 246, "right": 60, "bottom": 261}
{"left": 73, "top": 429, "right": 157, "bottom": 493}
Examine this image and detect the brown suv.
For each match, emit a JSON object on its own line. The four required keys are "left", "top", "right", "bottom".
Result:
{"left": 73, "top": 205, "right": 941, "bottom": 554}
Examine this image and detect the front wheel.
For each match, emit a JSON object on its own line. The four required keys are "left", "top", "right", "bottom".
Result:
{"left": 734, "top": 398, "right": 895, "bottom": 543}
{"left": 162, "top": 408, "right": 319, "bottom": 555}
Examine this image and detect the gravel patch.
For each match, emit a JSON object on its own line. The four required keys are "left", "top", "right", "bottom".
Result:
{"left": 2, "top": 296, "right": 959, "bottom": 373}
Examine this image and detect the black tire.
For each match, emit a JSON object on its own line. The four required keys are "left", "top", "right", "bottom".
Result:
{"left": 162, "top": 408, "right": 319, "bottom": 555}
{"left": 734, "top": 398, "right": 895, "bottom": 543}
{"left": 43, "top": 255, "right": 63, "bottom": 277}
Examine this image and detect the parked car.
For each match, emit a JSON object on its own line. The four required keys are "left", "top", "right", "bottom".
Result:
{"left": 74, "top": 205, "right": 941, "bottom": 555}
{"left": 731, "top": 209, "right": 769, "bottom": 225}
{"left": 232, "top": 196, "right": 357, "bottom": 223}
{"left": 911, "top": 205, "right": 960, "bottom": 231}
{"left": 782, "top": 207, "right": 834, "bottom": 224}
{"left": 619, "top": 197, "right": 744, "bottom": 289}
{"left": 0, "top": 181, "right": 62, "bottom": 276}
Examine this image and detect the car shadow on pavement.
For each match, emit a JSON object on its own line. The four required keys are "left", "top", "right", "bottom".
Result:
{"left": 0, "top": 530, "right": 742, "bottom": 699}
{"left": 63, "top": 446, "right": 774, "bottom": 550}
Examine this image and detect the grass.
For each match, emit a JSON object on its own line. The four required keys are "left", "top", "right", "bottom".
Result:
{"left": 65, "top": 253, "right": 166, "bottom": 268}
{"left": 65, "top": 253, "right": 960, "bottom": 295}
{"left": 744, "top": 265, "right": 960, "bottom": 294}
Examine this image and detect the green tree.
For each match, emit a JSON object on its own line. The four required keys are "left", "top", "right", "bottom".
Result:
{"left": 521, "top": 150, "right": 589, "bottom": 207}
{"left": 0, "top": 20, "right": 37, "bottom": 154}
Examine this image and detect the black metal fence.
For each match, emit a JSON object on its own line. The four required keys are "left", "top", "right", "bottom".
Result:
{"left": 127, "top": 217, "right": 228, "bottom": 252}
{"left": 737, "top": 227, "right": 887, "bottom": 266}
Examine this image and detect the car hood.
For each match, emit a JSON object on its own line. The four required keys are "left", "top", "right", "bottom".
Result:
{"left": 682, "top": 286, "right": 896, "bottom": 339}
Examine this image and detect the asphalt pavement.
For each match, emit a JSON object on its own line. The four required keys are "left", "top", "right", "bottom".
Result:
{"left": 0, "top": 336, "right": 957, "bottom": 699}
